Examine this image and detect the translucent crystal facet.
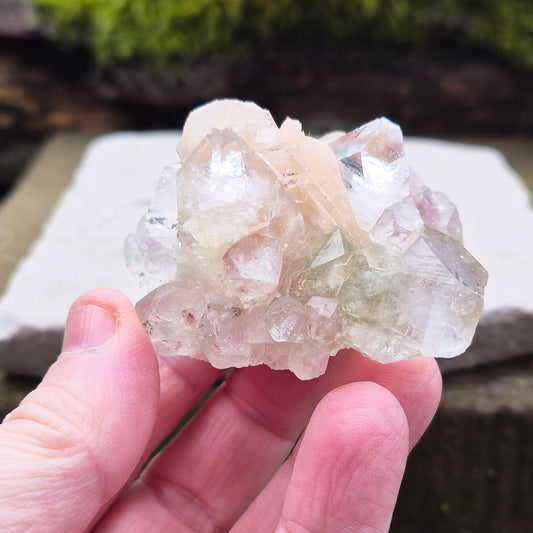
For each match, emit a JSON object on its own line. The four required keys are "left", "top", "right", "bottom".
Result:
{"left": 126, "top": 99, "right": 487, "bottom": 380}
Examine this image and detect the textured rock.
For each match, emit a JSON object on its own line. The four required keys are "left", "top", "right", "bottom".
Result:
{"left": 0, "top": 128, "right": 530, "bottom": 377}
{"left": 391, "top": 357, "right": 533, "bottom": 532}
{"left": 127, "top": 100, "right": 487, "bottom": 379}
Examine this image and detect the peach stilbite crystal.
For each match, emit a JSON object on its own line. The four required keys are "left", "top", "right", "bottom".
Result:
{"left": 125, "top": 99, "right": 487, "bottom": 379}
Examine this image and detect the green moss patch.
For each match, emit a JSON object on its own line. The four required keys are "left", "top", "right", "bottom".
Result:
{"left": 32, "top": 0, "right": 533, "bottom": 68}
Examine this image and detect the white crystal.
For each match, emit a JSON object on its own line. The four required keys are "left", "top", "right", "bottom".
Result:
{"left": 126, "top": 99, "right": 488, "bottom": 379}
{"left": 330, "top": 118, "right": 410, "bottom": 231}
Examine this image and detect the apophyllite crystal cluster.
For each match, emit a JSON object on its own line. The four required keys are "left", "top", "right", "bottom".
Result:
{"left": 125, "top": 99, "right": 487, "bottom": 379}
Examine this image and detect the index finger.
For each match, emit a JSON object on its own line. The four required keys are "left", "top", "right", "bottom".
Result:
{"left": 95, "top": 349, "right": 441, "bottom": 531}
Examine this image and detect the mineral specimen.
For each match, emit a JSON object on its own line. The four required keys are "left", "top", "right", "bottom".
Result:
{"left": 125, "top": 99, "right": 487, "bottom": 379}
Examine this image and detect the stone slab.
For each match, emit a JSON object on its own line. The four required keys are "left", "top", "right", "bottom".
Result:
{"left": 457, "top": 137, "right": 533, "bottom": 193}
{"left": 0, "top": 131, "right": 532, "bottom": 376}
{"left": 0, "top": 132, "right": 93, "bottom": 292}
{"left": 392, "top": 355, "right": 533, "bottom": 533}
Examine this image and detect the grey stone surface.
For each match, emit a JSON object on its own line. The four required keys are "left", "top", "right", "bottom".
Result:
{"left": 391, "top": 355, "right": 533, "bottom": 532}
{"left": 0, "top": 370, "right": 38, "bottom": 420}
{"left": 0, "top": 132, "right": 532, "bottom": 376}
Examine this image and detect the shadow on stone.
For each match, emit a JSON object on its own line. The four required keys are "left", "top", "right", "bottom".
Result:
{"left": 0, "top": 327, "right": 63, "bottom": 377}
{"left": 0, "top": 371, "right": 39, "bottom": 420}
{"left": 392, "top": 355, "right": 533, "bottom": 532}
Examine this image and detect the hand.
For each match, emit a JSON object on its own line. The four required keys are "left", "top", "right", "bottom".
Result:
{"left": 0, "top": 289, "right": 441, "bottom": 532}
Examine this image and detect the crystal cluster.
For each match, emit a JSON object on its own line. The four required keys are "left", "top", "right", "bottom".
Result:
{"left": 125, "top": 99, "right": 487, "bottom": 379}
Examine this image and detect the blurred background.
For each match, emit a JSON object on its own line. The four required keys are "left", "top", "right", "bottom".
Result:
{"left": 2, "top": 0, "right": 533, "bottom": 197}
{"left": 1, "top": 0, "right": 533, "bottom": 531}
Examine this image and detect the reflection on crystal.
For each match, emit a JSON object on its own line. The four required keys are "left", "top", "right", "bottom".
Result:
{"left": 223, "top": 232, "right": 283, "bottom": 305}
{"left": 126, "top": 99, "right": 488, "bottom": 380}
{"left": 330, "top": 118, "right": 410, "bottom": 231}
{"left": 125, "top": 163, "right": 183, "bottom": 292}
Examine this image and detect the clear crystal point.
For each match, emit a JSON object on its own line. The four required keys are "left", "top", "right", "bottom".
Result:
{"left": 126, "top": 99, "right": 487, "bottom": 379}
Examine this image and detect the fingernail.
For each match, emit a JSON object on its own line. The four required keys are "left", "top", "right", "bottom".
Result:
{"left": 62, "top": 305, "right": 116, "bottom": 353}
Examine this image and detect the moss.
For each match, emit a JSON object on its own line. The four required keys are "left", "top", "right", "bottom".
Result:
{"left": 32, "top": 0, "right": 251, "bottom": 65}
{"left": 32, "top": 0, "right": 533, "bottom": 68}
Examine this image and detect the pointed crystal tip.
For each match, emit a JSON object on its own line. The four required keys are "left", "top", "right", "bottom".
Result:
{"left": 125, "top": 99, "right": 487, "bottom": 380}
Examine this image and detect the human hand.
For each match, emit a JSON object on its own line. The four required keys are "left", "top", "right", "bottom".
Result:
{"left": 0, "top": 289, "right": 441, "bottom": 532}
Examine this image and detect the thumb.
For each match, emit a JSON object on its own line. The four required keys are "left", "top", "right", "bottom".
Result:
{"left": 0, "top": 288, "right": 160, "bottom": 533}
